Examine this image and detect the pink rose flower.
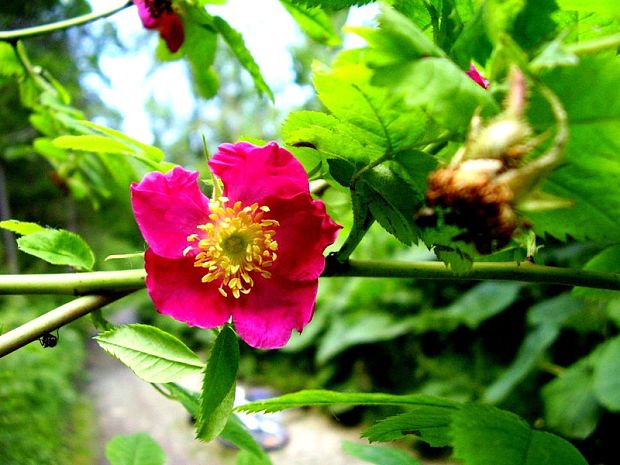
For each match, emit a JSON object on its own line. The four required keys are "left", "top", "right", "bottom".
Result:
{"left": 466, "top": 64, "right": 489, "bottom": 89}
{"left": 131, "top": 142, "right": 341, "bottom": 349}
{"left": 134, "top": 0, "right": 184, "bottom": 53}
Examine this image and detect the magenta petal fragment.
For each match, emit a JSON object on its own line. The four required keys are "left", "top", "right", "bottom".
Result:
{"left": 268, "top": 194, "right": 342, "bottom": 281}
{"left": 134, "top": 0, "right": 158, "bottom": 28}
{"left": 466, "top": 64, "right": 489, "bottom": 89}
{"left": 209, "top": 142, "right": 310, "bottom": 204}
{"left": 158, "top": 12, "right": 185, "bottom": 53}
{"left": 145, "top": 249, "right": 231, "bottom": 328}
{"left": 232, "top": 277, "right": 318, "bottom": 349}
{"left": 131, "top": 166, "right": 210, "bottom": 259}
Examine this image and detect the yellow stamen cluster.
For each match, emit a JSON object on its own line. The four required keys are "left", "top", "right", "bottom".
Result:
{"left": 184, "top": 197, "right": 279, "bottom": 299}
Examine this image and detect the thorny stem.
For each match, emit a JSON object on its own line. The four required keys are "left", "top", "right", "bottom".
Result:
{"left": 0, "top": 0, "right": 133, "bottom": 42}
{"left": 1, "top": 260, "right": 620, "bottom": 358}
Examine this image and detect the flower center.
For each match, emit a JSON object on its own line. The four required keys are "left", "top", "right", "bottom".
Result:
{"left": 184, "top": 197, "right": 279, "bottom": 299}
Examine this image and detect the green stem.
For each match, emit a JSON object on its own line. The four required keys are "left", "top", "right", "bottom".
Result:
{"left": 1, "top": 260, "right": 619, "bottom": 294}
{"left": 0, "top": 292, "right": 131, "bottom": 358}
{"left": 0, "top": 0, "right": 132, "bottom": 42}
{"left": 0, "top": 268, "right": 146, "bottom": 295}
{"left": 567, "top": 32, "right": 620, "bottom": 56}
{"left": 325, "top": 259, "right": 620, "bottom": 290}
{"left": 1, "top": 260, "right": 620, "bottom": 358}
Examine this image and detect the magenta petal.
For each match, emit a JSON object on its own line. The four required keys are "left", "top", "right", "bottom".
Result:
{"left": 268, "top": 194, "right": 342, "bottom": 281}
{"left": 131, "top": 166, "right": 210, "bottom": 259}
{"left": 158, "top": 12, "right": 185, "bottom": 53}
{"left": 209, "top": 142, "right": 310, "bottom": 204}
{"left": 232, "top": 277, "right": 318, "bottom": 349}
{"left": 134, "top": 0, "right": 158, "bottom": 29}
{"left": 145, "top": 249, "right": 231, "bottom": 328}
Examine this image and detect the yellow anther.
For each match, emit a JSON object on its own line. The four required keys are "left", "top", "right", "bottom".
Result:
{"left": 187, "top": 196, "right": 279, "bottom": 299}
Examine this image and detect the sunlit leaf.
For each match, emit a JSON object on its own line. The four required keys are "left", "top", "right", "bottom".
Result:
{"left": 280, "top": 0, "right": 341, "bottom": 46}
{"left": 105, "top": 433, "right": 165, "bottom": 465}
{"left": 94, "top": 324, "right": 204, "bottom": 383}
{"left": 196, "top": 325, "right": 240, "bottom": 441}
{"left": 212, "top": 16, "right": 274, "bottom": 100}
{"left": 237, "top": 390, "right": 458, "bottom": 414}
{"left": 17, "top": 229, "right": 95, "bottom": 271}
{"left": 0, "top": 219, "right": 45, "bottom": 236}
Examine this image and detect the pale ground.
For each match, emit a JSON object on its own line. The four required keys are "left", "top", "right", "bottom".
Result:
{"left": 86, "top": 336, "right": 453, "bottom": 465}
{"left": 87, "top": 344, "right": 373, "bottom": 465}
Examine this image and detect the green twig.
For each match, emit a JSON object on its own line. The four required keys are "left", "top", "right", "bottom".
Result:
{"left": 0, "top": 292, "right": 132, "bottom": 358}
{"left": 1, "top": 259, "right": 620, "bottom": 294}
{"left": 567, "top": 33, "right": 620, "bottom": 56}
{"left": 0, "top": 268, "right": 146, "bottom": 295}
{"left": 324, "top": 259, "right": 620, "bottom": 291}
{"left": 0, "top": 0, "right": 132, "bottom": 42}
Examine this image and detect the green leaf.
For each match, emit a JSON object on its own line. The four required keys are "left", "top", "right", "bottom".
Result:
{"left": 450, "top": 5, "right": 493, "bottom": 68}
{"left": 17, "top": 229, "right": 95, "bottom": 271}
{"left": 283, "top": 110, "right": 373, "bottom": 167}
{"left": 592, "top": 335, "right": 620, "bottom": 411}
{"left": 342, "top": 441, "right": 422, "bottom": 465}
{"left": 182, "top": 9, "right": 219, "bottom": 98}
{"left": 290, "top": 0, "right": 374, "bottom": 9}
{"left": 360, "top": 166, "right": 422, "bottom": 245}
{"left": 0, "top": 42, "right": 22, "bottom": 78}
{"left": 526, "top": 56, "right": 620, "bottom": 245}
{"left": 280, "top": 0, "right": 341, "bottom": 46}
{"left": 212, "top": 16, "right": 274, "bottom": 101}
{"left": 0, "top": 219, "right": 45, "bottom": 236}
{"left": 372, "top": 57, "right": 498, "bottom": 133}
{"left": 105, "top": 433, "right": 165, "bottom": 465}
{"left": 362, "top": 406, "right": 456, "bottom": 447}
{"left": 451, "top": 404, "right": 588, "bottom": 465}
{"left": 220, "top": 416, "right": 273, "bottom": 465}
{"left": 94, "top": 324, "right": 204, "bottom": 383}
{"left": 237, "top": 390, "right": 458, "bottom": 414}
{"left": 542, "top": 357, "right": 602, "bottom": 439}
{"left": 573, "top": 245, "right": 620, "bottom": 300}
{"left": 313, "top": 64, "right": 428, "bottom": 154}
{"left": 196, "top": 325, "right": 240, "bottom": 441}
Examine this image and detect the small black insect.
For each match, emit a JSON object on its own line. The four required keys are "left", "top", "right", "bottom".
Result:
{"left": 39, "top": 330, "right": 59, "bottom": 348}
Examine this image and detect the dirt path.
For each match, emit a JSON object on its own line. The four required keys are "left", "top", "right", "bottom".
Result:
{"left": 86, "top": 341, "right": 372, "bottom": 465}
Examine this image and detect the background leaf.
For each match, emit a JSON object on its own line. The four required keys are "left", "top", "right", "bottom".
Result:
{"left": 105, "top": 433, "right": 165, "bottom": 465}
{"left": 592, "top": 335, "right": 620, "bottom": 411}
{"left": 94, "top": 324, "right": 204, "bottom": 383}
